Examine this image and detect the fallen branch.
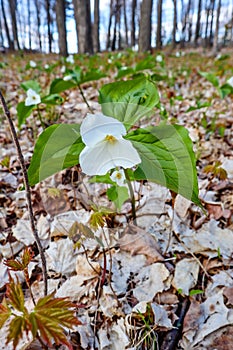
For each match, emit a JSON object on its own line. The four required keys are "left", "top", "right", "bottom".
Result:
{"left": 0, "top": 90, "right": 48, "bottom": 296}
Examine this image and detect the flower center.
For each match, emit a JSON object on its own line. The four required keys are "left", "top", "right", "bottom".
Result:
{"left": 105, "top": 134, "right": 117, "bottom": 143}
{"left": 116, "top": 172, "right": 122, "bottom": 179}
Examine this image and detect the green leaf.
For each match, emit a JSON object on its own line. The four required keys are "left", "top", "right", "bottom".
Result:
{"left": 31, "top": 292, "right": 80, "bottom": 349}
{"left": 28, "top": 124, "right": 84, "bottom": 185}
{"left": 17, "top": 102, "right": 34, "bottom": 128}
{"left": 99, "top": 76, "right": 160, "bottom": 129}
{"left": 7, "top": 316, "right": 28, "bottom": 350}
{"left": 126, "top": 124, "right": 201, "bottom": 206}
{"left": 49, "top": 78, "right": 76, "bottom": 94}
{"left": 6, "top": 278, "right": 26, "bottom": 312}
{"left": 116, "top": 66, "right": 135, "bottom": 79}
{"left": 189, "top": 289, "right": 203, "bottom": 296}
{"left": 107, "top": 185, "right": 129, "bottom": 210}
{"left": 20, "top": 80, "right": 41, "bottom": 93}
{"left": 0, "top": 299, "right": 11, "bottom": 328}
{"left": 82, "top": 69, "right": 106, "bottom": 83}
{"left": 89, "top": 173, "right": 114, "bottom": 184}
{"left": 219, "top": 83, "right": 233, "bottom": 98}
{"left": 41, "top": 93, "right": 64, "bottom": 105}
{"left": 199, "top": 71, "right": 219, "bottom": 87}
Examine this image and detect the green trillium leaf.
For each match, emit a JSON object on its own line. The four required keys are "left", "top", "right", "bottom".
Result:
{"left": 28, "top": 124, "right": 84, "bottom": 185}
{"left": 126, "top": 123, "right": 201, "bottom": 206}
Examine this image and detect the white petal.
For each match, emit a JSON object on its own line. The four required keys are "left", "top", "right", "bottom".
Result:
{"left": 80, "top": 114, "right": 126, "bottom": 147}
{"left": 80, "top": 138, "right": 141, "bottom": 176}
{"left": 110, "top": 169, "right": 126, "bottom": 186}
{"left": 25, "top": 89, "right": 41, "bottom": 106}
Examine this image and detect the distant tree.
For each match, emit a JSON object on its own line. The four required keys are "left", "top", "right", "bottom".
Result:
{"left": 106, "top": 0, "right": 114, "bottom": 49}
{"left": 55, "top": 0, "right": 68, "bottom": 56}
{"left": 213, "top": 0, "right": 222, "bottom": 53}
{"left": 131, "top": 0, "right": 137, "bottom": 47}
{"left": 45, "top": 0, "right": 53, "bottom": 52}
{"left": 156, "top": 0, "right": 163, "bottom": 49}
{"left": 27, "top": 0, "right": 32, "bottom": 50}
{"left": 34, "top": 0, "right": 42, "bottom": 52}
{"left": 180, "top": 0, "right": 193, "bottom": 46}
{"left": 112, "top": 0, "right": 122, "bottom": 50}
{"left": 123, "top": 0, "right": 129, "bottom": 47}
{"left": 1, "top": 0, "right": 14, "bottom": 49}
{"left": 73, "top": 0, "right": 93, "bottom": 53}
{"left": 194, "top": 0, "right": 202, "bottom": 46}
{"left": 8, "top": 0, "right": 20, "bottom": 50}
{"left": 138, "top": 0, "right": 153, "bottom": 51}
{"left": 172, "top": 0, "right": 177, "bottom": 48}
{"left": 93, "top": 0, "right": 100, "bottom": 52}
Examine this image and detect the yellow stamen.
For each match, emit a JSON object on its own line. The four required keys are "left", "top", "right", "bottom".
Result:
{"left": 116, "top": 173, "right": 122, "bottom": 179}
{"left": 105, "top": 134, "right": 117, "bottom": 143}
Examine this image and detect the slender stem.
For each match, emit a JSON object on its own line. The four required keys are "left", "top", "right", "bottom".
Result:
{"left": 0, "top": 90, "right": 48, "bottom": 296}
{"left": 124, "top": 169, "right": 137, "bottom": 225}
{"left": 78, "top": 84, "right": 94, "bottom": 113}
{"left": 37, "top": 106, "right": 45, "bottom": 129}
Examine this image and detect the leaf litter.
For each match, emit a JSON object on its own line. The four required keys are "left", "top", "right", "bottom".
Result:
{"left": 0, "top": 50, "right": 233, "bottom": 349}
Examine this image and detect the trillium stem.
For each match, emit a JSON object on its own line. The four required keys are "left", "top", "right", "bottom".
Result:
{"left": 37, "top": 106, "right": 45, "bottom": 129}
{"left": 78, "top": 84, "right": 94, "bottom": 113}
{"left": 124, "top": 169, "right": 137, "bottom": 225}
{"left": 0, "top": 90, "right": 48, "bottom": 296}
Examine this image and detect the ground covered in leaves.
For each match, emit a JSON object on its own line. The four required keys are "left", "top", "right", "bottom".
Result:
{"left": 0, "top": 48, "right": 233, "bottom": 350}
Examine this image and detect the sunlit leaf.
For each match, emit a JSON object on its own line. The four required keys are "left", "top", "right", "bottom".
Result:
{"left": 28, "top": 124, "right": 84, "bottom": 185}
{"left": 0, "top": 298, "right": 11, "bottom": 328}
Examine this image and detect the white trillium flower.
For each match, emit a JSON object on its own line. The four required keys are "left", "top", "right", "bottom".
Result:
{"left": 61, "top": 65, "right": 66, "bottom": 73}
{"left": 227, "top": 76, "right": 233, "bottom": 88}
{"left": 63, "top": 75, "right": 72, "bottom": 81}
{"left": 79, "top": 113, "right": 141, "bottom": 176}
{"left": 110, "top": 169, "right": 126, "bottom": 186}
{"left": 156, "top": 55, "right": 163, "bottom": 63}
{"left": 66, "top": 55, "right": 74, "bottom": 64}
{"left": 29, "top": 60, "right": 36, "bottom": 68}
{"left": 25, "top": 89, "right": 41, "bottom": 106}
{"left": 44, "top": 64, "right": 49, "bottom": 69}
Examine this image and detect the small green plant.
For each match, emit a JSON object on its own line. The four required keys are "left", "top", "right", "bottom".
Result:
{"left": 1, "top": 247, "right": 80, "bottom": 349}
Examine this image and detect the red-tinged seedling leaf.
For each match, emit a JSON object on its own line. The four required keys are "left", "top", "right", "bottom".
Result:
{"left": 31, "top": 292, "right": 81, "bottom": 348}
{"left": 6, "top": 316, "right": 31, "bottom": 350}
{"left": 6, "top": 276, "right": 26, "bottom": 313}
{"left": 0, "top": 298, "right": 11, "bottom": 328}
{"left": 4, "top": 247, "right": 33, "bottom": 271}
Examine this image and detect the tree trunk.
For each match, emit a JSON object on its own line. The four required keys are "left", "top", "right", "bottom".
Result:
{"left": 194, "top": 0, "right": 202, "bottom": 46}
{"left": 27, "top": 0, "right": 31, "bottom": 50}
{"left": 131, "top": 0, "right": 137, "bottom": 47}
{"left": 8, "top": 0, "right": 20, "bottom": 50}
{"left": 209, "top": 0, "right": 216, "bottom": 46}
{"left": 93, "top": 0, "right": 100, "bottom": 52}
{"left": 1, "top": 0, "right": 14, "bottom": 49}
{"left": 73, "top": 0, "right": 93, "bottom": 54}
{"left": 106, "top": 0, "right": 114, "bottom": 49}
{"left": 34, "top": 0, "right": 42, "bottom": 52}
{"left": 138, "top": 0, "right": 153, "bottom": 51}
{"left": 172, "top": 0, "right": 177, "bottom": 49}
{"left": 45, "top": 0, "right": 53, "bottom": 53}
{"left": 55, "top": 0, "right": 68, "bottom": 56}
{"left": 123, "top": 0, "right": 129, "bottom": 47}
{"left": 156, "top": 0, "right": 163, "bottom": 49}
{"left": 213, "top": 0, "right": 221, "bottom": 53}
{"left": 181, "top": 0, "right": 192, "bottom": 47}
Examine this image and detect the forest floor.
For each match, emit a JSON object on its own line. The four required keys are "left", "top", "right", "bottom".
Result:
{"left": 0, "top": 48, "right": 233, "bottom": 350}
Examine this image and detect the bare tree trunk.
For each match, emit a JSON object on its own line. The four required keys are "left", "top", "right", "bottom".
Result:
{"left": 131, "top": 0, "right": 137, "bottom": 47}
{"left": 106, "top": 0, "right": 114, "bottom": 49}
{"left": 213, "top": 0, "right": 222, "bottom": 53}
{"left": 156, "top": 0, "right": 163, "bottom": 49}
{"left": 8, "top": 0, "right": 20, "bottom": 50}
{"left": 1, "top": 0, "right": 14, "bottom": 49}
{"left": 139, "top": 0, "right": 153, "bottom": 51}
{"left": 55, "top": 0, "right": 68, "bottom": 56}
{"left": 0, "top": 10, "right": 4, "bottom": 47}
{"left": 194, "top": 0, "right": 202, "bottom": 46}
{"left": 172, "top": 0, "right": 177, "bottom": 49}
{"left": 27, "top": 0, "right": 32, "bottom": 50}
{"left": 209, "top": 0, "right": 216, "bottom": 45}
{"left": 123, "top": 0, "right": 129, "bottom": 46}
{"left": 93, "top": 0, "right": 100, "bottom": 52}
{"left": 45, "top": 0, "right": 53, "bottom": 53}
{"left": 181, "top": 0, "right": 192, "bottom": 47}
{"left": 73, "top": 0, "right": 93, "bottom": 54}
{"left": 34, "top": 0, "right": 42, "bottom": 52}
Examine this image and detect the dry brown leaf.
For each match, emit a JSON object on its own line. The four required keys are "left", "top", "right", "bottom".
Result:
{"left": 119, "top": 224, "right": 164, "bottom": 264}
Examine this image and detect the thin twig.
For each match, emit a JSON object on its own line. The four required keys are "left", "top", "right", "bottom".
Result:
{"left": 0, "top": 90, "right": 48, "bottom": 296}
{"left": 124, "top": 169, "right": 137, "bottom": 225}
{"left": 78, "top": 84, "right": 94, "bottom": 113}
